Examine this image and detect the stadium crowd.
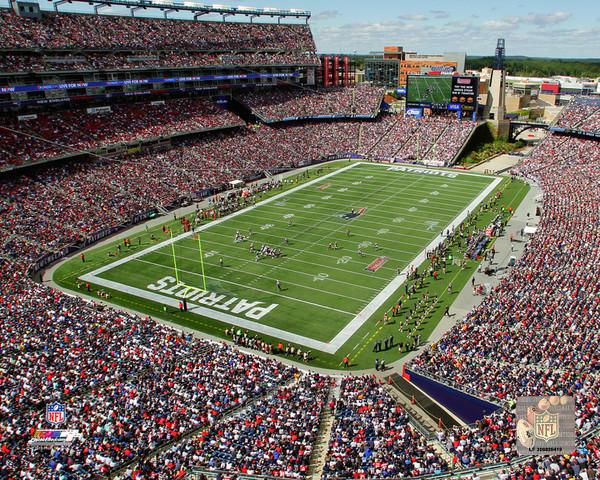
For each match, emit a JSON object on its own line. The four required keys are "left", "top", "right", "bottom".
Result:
{"left": 0, "top": 9, "right": 316, "bottom": 52}
{"left": 497, "top": 434, "right": 600, "bottom": 480}
{"left": 410, "top": 132, "right": 600, "bottom": 474}
{"left": 0, "top": 97, "right": 598, "bottom": 480}
{"left": 322, "top": 376, "right": 448, "bottom": 478}
{"left": 1, "top": 109, "right": 473, "bottom": 171}
{"left": 0, "top": 266, "right": 297, "bottom": 477}
{"left": 554, "top": 96, "right": 600, "bottom": 135}
{"left": 143, "top": 374, "right": 330, "bottom": 478}
{"left": 439, "top": 411, "right": 517, "bottom": 468}
{"left": 238, "top": 84, "right": 385, "bottom": 121}
{"left": 366, "top": 114, "right": 474, "bottom": 165}
{"left": 0, "top": 50, "right": 320, "bottom": 74}
{"left": 0, "top": 98, "right": 243, "bottom": 169}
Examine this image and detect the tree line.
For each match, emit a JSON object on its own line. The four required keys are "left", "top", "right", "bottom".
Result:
{"left": 466, "top": 57, "right": 600, "bottom": 78}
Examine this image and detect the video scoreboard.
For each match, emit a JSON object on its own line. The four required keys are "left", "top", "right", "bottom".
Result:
{"left": 406, "top": 74, "right": 479, "bottom": 116}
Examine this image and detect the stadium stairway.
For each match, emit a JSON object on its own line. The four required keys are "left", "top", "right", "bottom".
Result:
{"left": 382, "top": 379, "right": 454, "bottom": 466}
{"left": 357, "top": 123, "right": 363, "bottom": 151}
{"left": 113, "top": 374, "right": 302, "bottom": 479}
{"left": 389, "top": 124, "right": 419, "bottom": 159}
{"left": 307, "top": 378, "right": 341, "bottom": 479}
{"left": 364, "top": 118, "right": 399, "bottom": 156}
{"left": 422, "top": 123, "right": 450, "bottom": 160}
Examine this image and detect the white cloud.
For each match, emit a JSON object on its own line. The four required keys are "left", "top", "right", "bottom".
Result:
{"left": 312, "top": 9, "right": 597, "bottom": 57}
{"left": 312, "top": 10, "right": 340, "bottom": 21}
{"left": 483, "top": 11, "right": 571, "bottom": 30}
{"left": 526, "top": 11, "right": 571, "bottom": 25}
{"left": 429, "top": 10, "right": 448, "bottom": 19}
{"left": 402, "top": 13, "right": 427, "bottom": 21}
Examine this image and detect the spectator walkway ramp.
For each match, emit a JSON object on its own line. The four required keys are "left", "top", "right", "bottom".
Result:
{"left": 386, "top": 373, "right": 464, "bottom": 434}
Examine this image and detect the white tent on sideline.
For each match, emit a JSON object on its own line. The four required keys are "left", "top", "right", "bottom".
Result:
{"left": 523, "top": 225, "right": 538, "bottom": 236}
{"left": 229, "top": 180, "right": 245, "bottom": 189}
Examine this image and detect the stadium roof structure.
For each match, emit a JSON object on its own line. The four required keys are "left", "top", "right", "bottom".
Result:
{"left": 47, "top": 0, "right": 311, "bottom": 22}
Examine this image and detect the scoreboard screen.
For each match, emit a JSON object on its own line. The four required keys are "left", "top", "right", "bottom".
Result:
{"left": 406, "top": 75, "right": 452, "bottom": 108}
{"left": 406, "top": 75, "right": 479, "bottom": 113}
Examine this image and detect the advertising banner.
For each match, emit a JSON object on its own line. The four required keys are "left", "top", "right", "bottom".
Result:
{"left": 451, "top": 76, "right": 478, "bottom": 107}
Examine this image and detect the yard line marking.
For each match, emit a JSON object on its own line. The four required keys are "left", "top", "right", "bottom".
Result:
{"left": 200, "top": 169, "right": 414, "bottom": 305}
{"left": 291, "top": 185, "right": 475, "bottom": 207}
{"left": 221, "top": 209, "right": 444, "bottom": 242}
{"left": 131, "top": 257, "right": 359, "bottom": 316}
{"left": 172, "top": 237, "right": 393, "bottom": 279}
{"left": 80, "top": 162, "right": 362, "bottom": 279}
{"left": 179, "top": 229, "right": 398, "bottom": 272}
{"left": 325, "top": 176, "right": 502, "bottom": 353}
{"left": 149, "top": 248, "right": 381, "bottom": 292}
{"left": 238, "top": 168, "right": 428, "bottom": 306}
{"left": 207, "top": 222, "right": 423, "bottom": 259}
{"left": 246, "top": 204, "right": 456, "bottom": 230}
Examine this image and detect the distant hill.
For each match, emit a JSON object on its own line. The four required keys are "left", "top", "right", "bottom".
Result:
{"left": 466, "top": 56, "right": 600, "bottom": 78}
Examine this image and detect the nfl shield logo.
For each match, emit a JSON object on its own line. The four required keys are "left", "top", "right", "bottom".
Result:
{"left": 534, "top": 410, "right": 559, "bottom": 442}
{"left": 46, "top": 402, "right": 66, "bottom": 426}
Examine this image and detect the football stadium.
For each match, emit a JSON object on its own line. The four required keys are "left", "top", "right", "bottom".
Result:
{"left": 1, "top": 1, "right": 600, "bottom": 479}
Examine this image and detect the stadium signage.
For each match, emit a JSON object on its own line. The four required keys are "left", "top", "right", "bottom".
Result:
{"left": 0, "top": 72, "right": 300, "bottom": 94}
{"left": 28, "top": 429, "right": 83, "bottom": 449}
{"left": 46, "top": 402, "right": 66, "bottom": 426}
{"left": 276, "top": 114, "right": 375, "bottom": 122}
{"left": 147, "top": 276, "right": 278, "bottom": 320}
{"left": 388, "top": 165, "right": 458, "bottom": 178}
{"left": 450, "top": 76, "right": 478, "bottom": 107}
{"left": 86, "top": 106, "right": 112, "bottom": 114}
{"left": 429, "top": 65, "right": 455, "bottom": 73}
{"left": 405, "top": 108, "right": 423, "bottom": 118}
{"left": 17, "top": 114, "right": 38, "bottom": 121}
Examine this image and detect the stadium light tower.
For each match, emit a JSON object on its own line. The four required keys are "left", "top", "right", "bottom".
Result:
{"left": 493, "top": 38, "right": 505, "bottom": 70}
{"left": 487, "top": 38, "right": 509, "bottom": 137}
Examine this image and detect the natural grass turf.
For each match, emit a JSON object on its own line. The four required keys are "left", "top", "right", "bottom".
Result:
{"left": 54, "top": 161, "right": 529, "bottom": 370}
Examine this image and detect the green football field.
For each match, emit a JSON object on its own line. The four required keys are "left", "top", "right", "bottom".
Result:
{"left": 407, "top": 76, "right": 452, "bottom": 105}
{"left": 54, "top": 161, "right": 529, "bottom": 369}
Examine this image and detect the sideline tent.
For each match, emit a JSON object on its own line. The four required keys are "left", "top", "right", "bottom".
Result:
{"left": 523, "top": 225, "right": 538, "bottom": 235}
{"left": 229, "top": 180, "right": 244, "bottom": 189}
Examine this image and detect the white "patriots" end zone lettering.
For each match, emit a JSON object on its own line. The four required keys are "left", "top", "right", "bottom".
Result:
{"left": 387, "top": 165, "right": 458, "bottom": 178}
{"left": 147, "top": 276, "right": 278, "bottom": 320}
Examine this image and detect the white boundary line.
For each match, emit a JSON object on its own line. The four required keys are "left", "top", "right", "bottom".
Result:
{"left": 80, "top": 162, "right": 501, "bottom": 354}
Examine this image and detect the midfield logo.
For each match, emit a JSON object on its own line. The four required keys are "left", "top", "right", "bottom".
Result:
{"left": 341, "top": 207, "right": 366, "bottom": 220}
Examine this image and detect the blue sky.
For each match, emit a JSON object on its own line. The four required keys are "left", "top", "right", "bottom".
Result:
{"left": 7, "top": 0, "right": 599, "bottom": 57}
{"left": 254, "top": 0, "right": 600, "bottom": 57}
